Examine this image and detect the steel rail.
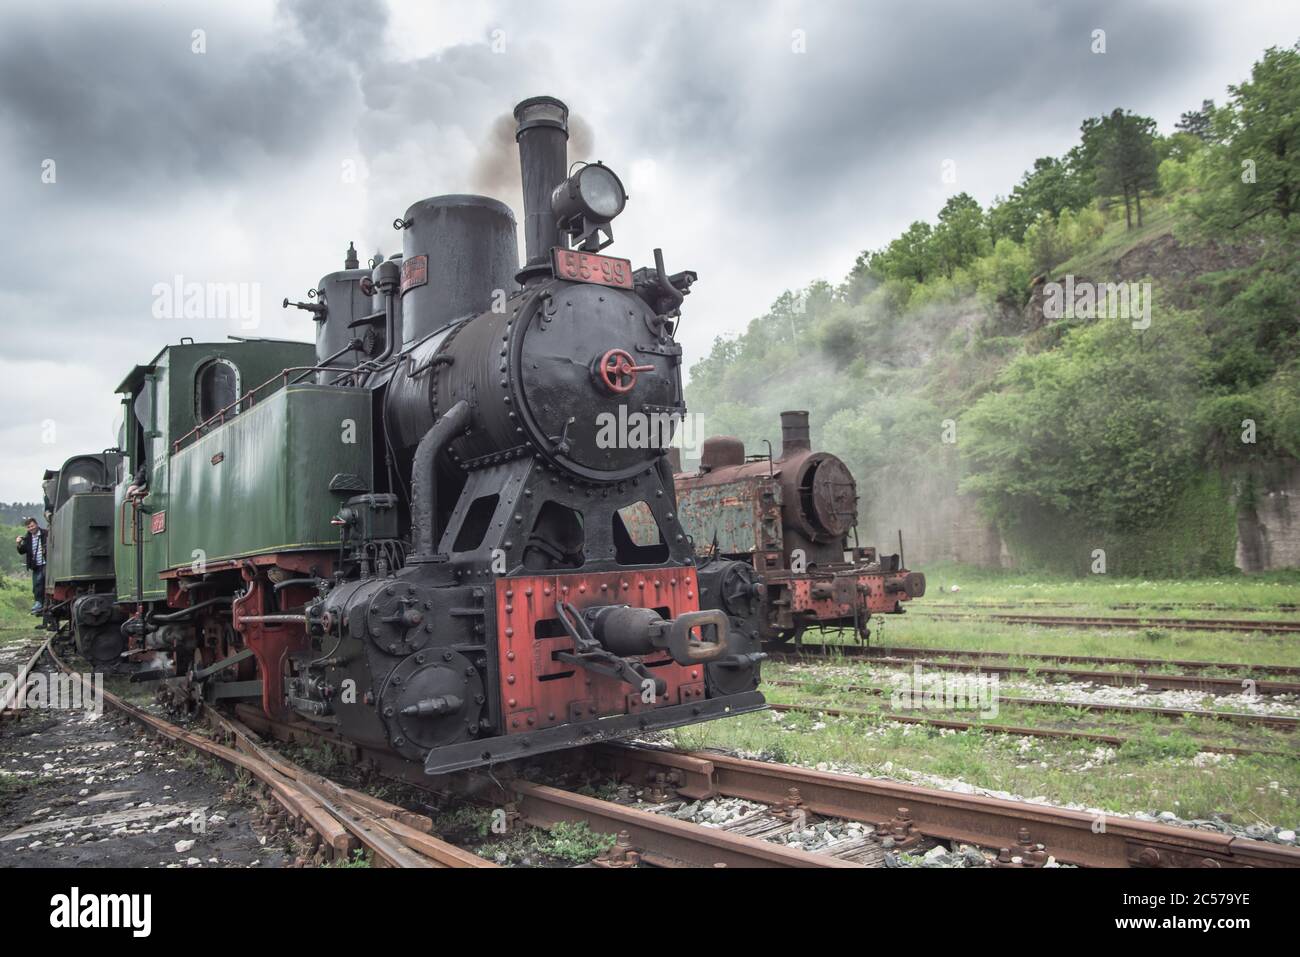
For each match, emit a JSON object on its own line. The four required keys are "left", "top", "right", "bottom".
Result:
{"left": 40, "top": 645, "right": 484, "bottom": 868}
{"left": 922, "top": 601, "right": 1299, "bottom": 613}
{"left": 0, "top": 635, "right": 52, "bottom": 716}
{"left": 595, "top": 744, "right": 1300, "bottom": 869}
{"left": 765, "top": 702, "right": 1289, "bottom": 758}
{"left": 910, "top": 610, "right": 1300, "bottom": 634}
{"left": 849, "top": 644, "right": 1300, "bottom": 678}
{"left": 231, "top": 702, "right": 855, "bottom": 867}
{"left": 504, "top": 778, "right": 857, "bottom": 868}
{"left": 766, "top": 678, "right": 1300, "bottom": 730}
{"left": 207, "top": 708, "right": 493, "bottom": 868}
{"left": 764, "top": 642, "right": 1300, "bottom": 695}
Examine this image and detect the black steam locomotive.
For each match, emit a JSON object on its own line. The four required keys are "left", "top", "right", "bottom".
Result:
{"left": 72, "top": 96, "right": 765, "bottom": 776}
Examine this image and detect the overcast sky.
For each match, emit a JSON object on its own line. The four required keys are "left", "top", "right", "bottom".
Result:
{"left": 1, "top": 0, "right": 1297, "bottom": 502}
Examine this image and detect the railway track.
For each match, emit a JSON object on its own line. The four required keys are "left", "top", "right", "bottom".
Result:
{"left": 767, "top": 701, "right": 1290, "bottom": 758}
{"left": 14, "top": 641, "right": 1299, "bottom": 869}
{"left": 39, "top": 643, "right": 490, "bottom": 868}
{"left": 854, "top": 644, "right": 1300, "bottom": 678}
{"left": 0, "top": 636, "right": 53, "bottom": 718}
{"left": 237, "top": 704, "right": 1300, "bottom": 869}
{"left": 9, "top": 652, "right": 860, "bottom": 869}
{"left": 764, "top": 641, "right": 1300, "bottom": 696}
{"left": 767, "top": 678, "right": 1300, "bottom": 731}
{"left": 924, "top": 601, "right": 1300, "bottom": 613}
{"left": 592, "top": 744, "right": 1300, "bottom": 868}
{"left": 232, "top": 705, "right": 859, "bottom": 868}
{"left": 910, "top": 610, "right": 1300, "bottom": 635}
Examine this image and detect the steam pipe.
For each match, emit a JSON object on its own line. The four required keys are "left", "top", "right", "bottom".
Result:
{"left": 148, "top": 596, "right": 234, "bottom": 622}
{"left": 514, "top": 96, "right": 569, "bottom": 272}
{"left": 409, "top": 400, "right": 471, "bottom": 563}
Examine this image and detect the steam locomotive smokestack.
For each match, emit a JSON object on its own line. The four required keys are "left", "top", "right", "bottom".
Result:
{"left": 780, "top": 410, "right": 811, "bottom": 458}
{"left": 514, "top": 96, "right": 569, "bottom": 274}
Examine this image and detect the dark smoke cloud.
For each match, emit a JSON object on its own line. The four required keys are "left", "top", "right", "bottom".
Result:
{"left": 469, "top": 112, "right": 595, "bottom": 208}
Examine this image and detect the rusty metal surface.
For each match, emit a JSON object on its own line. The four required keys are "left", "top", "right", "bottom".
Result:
{"left": 42, "top": 645, "right": 487, "bottom": 868}
{"left": 673, "top": 473, "right": 783, "bottom": 557}
{"left": 507, "top": 778, "right": 856, "bottom": 868}
{"left": 766, "top": 642, "right": 1300, "bottom": 695}
{"left": 0, "top": 636, "right": 52, "bottom": 716}
{"left": 494, "top": 569, "right": 706, "bottom": 735}
{"left": 596, "top": 744, "right": 1300, "bottom": 869}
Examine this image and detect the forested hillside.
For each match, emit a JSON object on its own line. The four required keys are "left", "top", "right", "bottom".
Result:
{"left": 686, "top": 43, "right": 1300, "bottom": 576}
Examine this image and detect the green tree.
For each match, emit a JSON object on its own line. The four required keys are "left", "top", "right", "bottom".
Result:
{"left": 1174, "top": 99, "right": 1215, "bottom": 141}
{"left": 1023, "top": 211, "right": 1069, "bottom": 275}
{"left": 856, "top": 220, "right": 937, "bottom": 285}
{"left": 1094, "top": 108, "right": 1160, "bottom": 228}
{"left": 989, "top": 157, "right": 1091, "bottom": 243}
{"left": 931, "top": 193, "right": 990, "bottom": 277}
{"left": 961, "top": 306, "right": 1209, "bottom": 531}
{"left": 1195, "top": 43, "right": 1300, "bottom": 231}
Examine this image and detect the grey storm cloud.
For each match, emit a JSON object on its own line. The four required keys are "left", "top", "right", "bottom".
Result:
{"left": 1, "top": 0, "right": 1298, "bottom": 501}
{"left": 0, "top": 7, "right": 359, "bottom": 200}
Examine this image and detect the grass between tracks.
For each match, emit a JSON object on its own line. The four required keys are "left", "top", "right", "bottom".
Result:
{"left": 670, "top": 569, "right": 1300, "bottom": 831}
{"left": 836, "top": 563, "right": 1300, "bottom": 669}
{"left": 917, "top": 563, "right": 1300, "bottom": 615}
{"left": 666, "top": 688, "right": 1300, "bottom": 829}
{"left": 857, "top": 616, "right": 1300, "bottom": 672}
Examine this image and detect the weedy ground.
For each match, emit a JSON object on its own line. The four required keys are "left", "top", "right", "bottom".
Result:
{"left": 671, "top": 567, "right": 1300, "bottom": 830}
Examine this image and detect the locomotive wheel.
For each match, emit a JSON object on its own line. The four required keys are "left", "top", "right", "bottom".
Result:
{"left": 79, "top": 625, "right": 126, "bottom": 669}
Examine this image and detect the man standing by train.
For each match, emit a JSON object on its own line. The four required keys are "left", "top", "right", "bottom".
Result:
{"left": 16, "top": 517, "right": 48, "bottom": 615}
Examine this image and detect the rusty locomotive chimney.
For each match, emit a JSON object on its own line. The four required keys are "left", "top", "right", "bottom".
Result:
{"left": 514, "top": 96, "right": 569, "bottom": 280}
{"left": 780, "top": 410, "right": 811, "bottom": 459}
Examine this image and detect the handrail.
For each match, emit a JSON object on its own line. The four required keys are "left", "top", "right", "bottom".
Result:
{"left": 170, "top": 366, "right": 361, "bottom": 454}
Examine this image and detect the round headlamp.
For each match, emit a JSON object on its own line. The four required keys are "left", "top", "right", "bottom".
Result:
{"left": 552, "top": 162, "right": 627, "bottom": 228}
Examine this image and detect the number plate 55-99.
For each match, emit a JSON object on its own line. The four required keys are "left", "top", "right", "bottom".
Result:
{"left": 552, "top": 248, "right": 634, "bottom": 289}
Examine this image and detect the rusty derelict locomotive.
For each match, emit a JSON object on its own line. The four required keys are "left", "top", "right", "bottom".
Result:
{"left": 667, "top": 412, "right": 926, "bottom": 643}
{"left": 99, "top": 96, "right": 765, "bottom": 775}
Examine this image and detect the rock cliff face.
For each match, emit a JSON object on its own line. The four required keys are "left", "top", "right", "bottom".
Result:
{"left": 862, "top": 469, "right": 1008, "bottom": 569}
{"left": 1236, "top": 462, "right": 1300, "bottom": 572}
{"left": 870, "top": 227, "right": 1294, "bottom": 573}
